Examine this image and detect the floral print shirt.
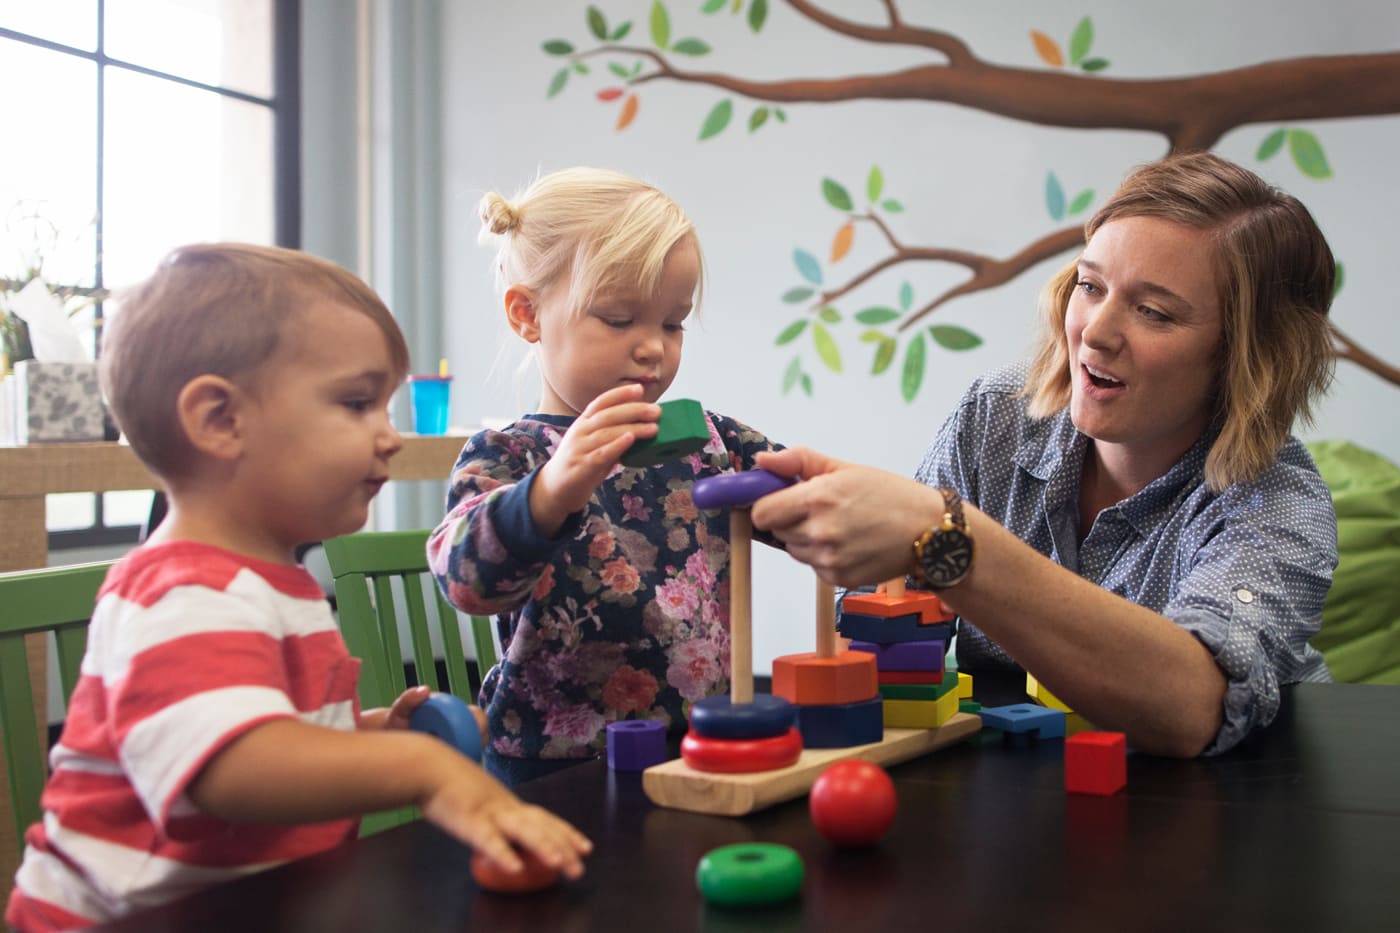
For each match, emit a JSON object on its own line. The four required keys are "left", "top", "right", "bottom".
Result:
{"left": 427, "top": 411, "right": 782, "bottom": 761}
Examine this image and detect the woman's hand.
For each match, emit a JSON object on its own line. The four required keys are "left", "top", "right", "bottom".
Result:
{"left": 531, "top": 384, "right": 660, "bottom": 535}
{"left": 751, "top": 447, "right": 943, "bottom": 586}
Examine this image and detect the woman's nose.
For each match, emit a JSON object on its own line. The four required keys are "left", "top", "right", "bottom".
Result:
{"left": 1079, "top": 302, "right": 1122, "bottom": 350}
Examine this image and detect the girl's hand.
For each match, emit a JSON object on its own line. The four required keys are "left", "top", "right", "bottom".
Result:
{"left": 531, "top": 383, "right": 660, "bottom": 534}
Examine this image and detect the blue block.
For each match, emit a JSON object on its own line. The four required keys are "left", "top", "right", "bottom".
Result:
{"left": 795, "top": 696, "right": 884, "bottom": 748}
{"left": 977, "top": 704, "right": 1066, "bottom": 739}
{"left": 838, "top": 612, "right": 955, "bottom": 645}
{"left": 410, "top": 694, "right": 484, "bottom": 762}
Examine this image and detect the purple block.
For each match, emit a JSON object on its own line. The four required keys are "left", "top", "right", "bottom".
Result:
{"left": 691, "top": 470, "right": 795, "bottom": 509}
{"left": 847, "top": 639, "right": 946, "bottom": 673}
{"left": 607, "top": 719, "right": 667, "bottom": 771}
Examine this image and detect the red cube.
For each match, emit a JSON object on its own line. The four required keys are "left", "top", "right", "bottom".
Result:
{"left": 1065, "top": 731, "right": 1127, "bottom": 795}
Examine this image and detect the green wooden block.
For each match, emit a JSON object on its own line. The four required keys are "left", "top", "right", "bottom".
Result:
{"left": 878, "top": 682, "right": 944, "bottom": 701}
{"left": 622, "top": 398, "right": 709, "bottom": 467}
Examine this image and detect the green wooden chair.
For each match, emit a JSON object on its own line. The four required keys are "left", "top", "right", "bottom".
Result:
{"left": 321, "top": 530, "right": 497, "bottom": 835}
{"left": 0, "top": 561, "right": 111, "bottom": 857}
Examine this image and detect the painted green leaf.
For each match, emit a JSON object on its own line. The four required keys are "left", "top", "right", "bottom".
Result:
{"left": 650, "top": 1, "right": 671, "bottom": 49}
{"left": 610, "top": 22, "right": 633, "bottom": 41}
{"left": 818, "top": 306, "right": 842, "bottom": 323}
{"left": 783, "top": 356, "right": 802, "bottom": 394}
{"left": 901, "top": 333, "right": 926, "bottom": 402}
{"left": 572, "top": 62, "right": 590, "bottom": 75}
{"left": 546, "top": 68, "right": 569, "bottom": 98}
{"left": 731, "top": 0, "right": 742, "bottom": 11}
{"left": 543, "top": 39, "right": 575, "bottom": 56}
{"left": 749, "top": 107, "right": 770, "bottom": 132}
{"left": 1257, "top": 128, "right": 1287, "bottom": 161}
{"left": 587, "top": 5, "right": 608, "bottom": 40}
{"left": 800, "top": 373, "right": 813, "bottom": 396}
{"left": 1080, "top": 58, "right": 1109, "bottom": 72}
{"left": 859, "top": 330, "right": 883, "bottom": 343}
{"left": 855, "top": 306, "right": 899, "bottom": 325}
{"left": 1069, "top": 16, "right": 1093, "bottom": 66}
{"left": 609, "top": 62, "right": 631, "bottom": 79}
{"left": 1068, "top": 189, "right": 1094, "bottom": 216}
{"left": 1045, "top": 172, "right": 1066, "bottom": 221}
{"left": 631, "top": 60, "right": 642, "bottom": 76}
{"left": 748, "top": 0, "right": 768, "bottom": 32}
{"left": 702, "top": 0, "right": 726, "bottom": 12}
{"left": 1288, "top": 129, "right": 1332, "bottom": 179}
{"left": 899, "top": 281, "right": 914, "bottom": 312}
{"left": 775, "top": 320, "right": 808, "bottom": 345}
{"left": 867, "top": 166, "right": 884, "bottom": 203}
{"left": 793, "top": 249, "right": 823, "bottom": 285}
{"left": 822, "top": 178, "right": 854, "bottom": 212}
{"left": 872, "top": 336, "right": 896, "bottom": 375}
{"left": 672, "top": 38, "right": 712, "bottom": 55}
{"left": 812, "top": 322, "right": 842, "bottom": 372}
{"left": 698, "top": 98, "right": 733, "bottom": 140}
{"left": 774, "top": 108, "right": 787, "bottom": 122}
{"left": 1333, "top": 261, "right": 1345, "bottom": 298}
{"left": 781, "top": 286, "right": 814, "bottom": 303}
{"left": 930, "top": 325, "right": 983, "bottom": 351}
{"left": 881, "top": 199, "right": 904, "bottom": 213}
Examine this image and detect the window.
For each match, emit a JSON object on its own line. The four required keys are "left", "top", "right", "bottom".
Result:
{"left": 0, "top": 0, "right": 299, "bottom": 549}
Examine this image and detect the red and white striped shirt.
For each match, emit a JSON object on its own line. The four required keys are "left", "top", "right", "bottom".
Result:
{"left": 6, "top": 541, "right": 360, "bottom": 932}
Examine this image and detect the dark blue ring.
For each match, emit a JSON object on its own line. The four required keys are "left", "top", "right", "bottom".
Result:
{"left": 689, "top": 694, "right": 797, "bottom": 739}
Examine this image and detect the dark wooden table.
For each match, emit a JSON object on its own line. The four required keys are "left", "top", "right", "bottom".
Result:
{"left": 94, "top": 679, "right": 1400, "bottom": 932}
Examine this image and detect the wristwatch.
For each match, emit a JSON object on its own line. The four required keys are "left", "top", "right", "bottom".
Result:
{"left": 911, "top": 487, "right": 974, "bottom": 589}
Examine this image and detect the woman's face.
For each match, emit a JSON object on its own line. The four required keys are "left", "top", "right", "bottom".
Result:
{"left": 1065, "top": 215, "right": 1224, "bottom": 476}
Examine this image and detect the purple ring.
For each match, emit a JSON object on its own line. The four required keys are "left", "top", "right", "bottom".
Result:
{"left": 691, "top": 469, "right": 796, "bottom": 509}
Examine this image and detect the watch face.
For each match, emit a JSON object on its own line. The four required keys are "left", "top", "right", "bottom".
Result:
{"left": 920, "top": 528, "right": 974, "bottom": 587}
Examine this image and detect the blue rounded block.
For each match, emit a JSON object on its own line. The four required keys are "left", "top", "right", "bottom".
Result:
{"left": 607, "top": 719, "right": 667, "bottom": 771}
{"left": 691, "top": 470, "right": 795, "bottom": 510}
{"left": 410, "top": 693, "right": 484, "bottom": 762}
{"left": 690, "top": 694, "right": 797, "bottom": 740}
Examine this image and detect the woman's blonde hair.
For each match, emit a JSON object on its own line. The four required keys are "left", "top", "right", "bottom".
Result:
{"left": 1025, "top": 151, "right": 1335, "bottom": 491}
{"left": 479, "top": 166, "right": 703, "bottom": 320}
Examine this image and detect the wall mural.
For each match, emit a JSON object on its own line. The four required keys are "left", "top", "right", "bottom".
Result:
{"left": 539, "top": 1, "right": 1400, "bottom": 400}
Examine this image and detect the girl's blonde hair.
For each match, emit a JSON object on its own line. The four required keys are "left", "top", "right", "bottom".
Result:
{"left": 479, "top": 166, "right": 703, "bottom": 319}
{"left": 1025, "top": 151, "right": 1335, "bottom": 491}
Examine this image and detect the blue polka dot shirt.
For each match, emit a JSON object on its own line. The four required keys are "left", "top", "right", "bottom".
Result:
{"left": 915, "top": 362, "right": 1336, "bottom": 754}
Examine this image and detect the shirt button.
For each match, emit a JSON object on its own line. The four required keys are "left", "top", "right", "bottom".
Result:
{"left": 1234, "top": 588, "right": 1254, "bottom": 604}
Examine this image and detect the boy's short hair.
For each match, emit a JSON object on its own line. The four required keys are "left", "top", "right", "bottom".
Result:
{"left": 100, "top": 243, "right": 410, "bottom": 481}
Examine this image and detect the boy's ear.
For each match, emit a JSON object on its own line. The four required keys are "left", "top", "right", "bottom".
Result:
{"left": 175, "top": 375, "right": 246, "bottom": 461}
{"left": 504, "top": 286, "right": 541, "bottom": 343}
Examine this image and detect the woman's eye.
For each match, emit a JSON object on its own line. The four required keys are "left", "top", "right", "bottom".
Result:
{"left": 1139, "top": 305, "right": 1170, "bottom": 322}
{"left": 1075, "top": 279, "right": 1099, "bottom": 295}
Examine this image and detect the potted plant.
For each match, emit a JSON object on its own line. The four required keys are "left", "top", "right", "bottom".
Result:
{"left": 1, "top": 201, "right": 107, "bottom": 368}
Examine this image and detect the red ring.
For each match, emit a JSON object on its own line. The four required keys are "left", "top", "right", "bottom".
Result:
{"left": 681, "top": 727, "right": 803, "bottom": 773}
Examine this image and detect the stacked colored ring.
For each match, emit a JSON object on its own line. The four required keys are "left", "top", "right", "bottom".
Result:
{"left": 696, "top": 843, "right": 804, "bottom": 907}
{"left": 681, "top": 727, "right": 802, "bottom": 773}
{"left": 690, "top": 694, "right": 796, "bottom": 740}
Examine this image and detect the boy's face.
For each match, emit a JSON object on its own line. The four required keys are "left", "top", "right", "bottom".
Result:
{"left": 235, "top": 299, "right": 403, "bottom": 558}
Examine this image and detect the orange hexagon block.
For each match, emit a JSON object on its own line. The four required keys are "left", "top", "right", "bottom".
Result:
{"left": 841, "top": 591, "right": 953, "bottom": 623}
{"left": 771, "top": 651, "right": 878, "bottom": 706}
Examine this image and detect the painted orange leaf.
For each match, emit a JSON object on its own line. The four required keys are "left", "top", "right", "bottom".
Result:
{"left": 616, "top": 93, "right": 639, "bottom": 130}
{"left": 830, "top": 221, "right": 854, "bottom": 262}
{"left": 1030, "top": 30, "right": 1063, "bottom": 67}
{"left": 597, "top": 87, "right": 625, "bottom": 101}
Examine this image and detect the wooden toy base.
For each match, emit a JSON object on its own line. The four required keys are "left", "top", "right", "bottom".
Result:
{"left": 642, "top": 713, "right": 982, "bottom": 816}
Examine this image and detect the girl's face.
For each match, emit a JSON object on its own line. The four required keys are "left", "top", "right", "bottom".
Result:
{"left": 524, "top": 241, "right": 699, "bottom": 417}
{"left": 1065, "top": 215, "right": 1224, "bottom": 479}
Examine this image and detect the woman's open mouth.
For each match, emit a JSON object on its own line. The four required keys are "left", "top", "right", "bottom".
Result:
{"left": 1083, "top": 363, "right": 1124, "bottom": 390}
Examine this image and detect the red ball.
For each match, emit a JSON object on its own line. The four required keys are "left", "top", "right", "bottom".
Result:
{"left": 808, "top": 759, "right": 897, "bottom": 846}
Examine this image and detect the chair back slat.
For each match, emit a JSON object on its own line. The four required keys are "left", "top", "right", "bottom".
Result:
{"left": 0, "top": 561, "right": 110, "bottom": 857}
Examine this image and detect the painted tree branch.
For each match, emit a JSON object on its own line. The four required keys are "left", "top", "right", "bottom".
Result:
{"left": 1332, "top": 325, "right": 1400, "bottom": 386}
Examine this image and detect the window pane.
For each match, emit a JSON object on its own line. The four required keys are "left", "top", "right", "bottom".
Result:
{"left": 0, "top": 0, "right": 98, "bottom": 51}
{"left": 105, "top": 0, "right": 273, "bottom": 98}
{"left": 103, "top": 68, "right": 274, "bottom": 286}
{"left": 47, "top": 493, "right": 96, "bottom": 531}
{"left": 103, "top": 490, "right": 154, "bottom": 527}
{"left": 0, "top": 39, "right": 99, "bottom": 287}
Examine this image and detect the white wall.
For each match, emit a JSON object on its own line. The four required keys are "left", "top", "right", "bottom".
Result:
{"left": 423, "top": 1, "right": 1400, "bottom": 674}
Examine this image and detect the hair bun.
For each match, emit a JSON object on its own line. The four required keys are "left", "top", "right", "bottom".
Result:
{"left": 480, "top": 193, "right": 522, "bottom": 236}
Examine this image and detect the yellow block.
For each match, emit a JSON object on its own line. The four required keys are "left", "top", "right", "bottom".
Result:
{"left": 883, "top": 688, "right": 960, "bottom": 728}
{"left": 955, "top": 671, "right": 973, "bottom": 700}
{"left": 1026, "top": 671, "right": 1072, "bottom": 712}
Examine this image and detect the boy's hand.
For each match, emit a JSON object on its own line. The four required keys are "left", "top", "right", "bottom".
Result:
{"left": 419, "top": 765, "right": 592, "bottom": 881}
{"left": 358, "top": 685, "right": 432, "bottom": 730}
{"left": 532, "top": 383, "right": 660, "bottom": 535}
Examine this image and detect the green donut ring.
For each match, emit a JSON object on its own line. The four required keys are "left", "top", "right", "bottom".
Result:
{"left": 695, "top": 843, "right": 804, "bottom": 907}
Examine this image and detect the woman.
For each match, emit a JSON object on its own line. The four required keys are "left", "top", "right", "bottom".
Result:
{"left": 752, "top": 152, "right": 1337, "bottom": 757}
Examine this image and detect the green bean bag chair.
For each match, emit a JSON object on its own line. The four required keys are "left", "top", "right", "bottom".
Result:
{"left": 1306, "top": 440, "right": 1400, "bottom": 684}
